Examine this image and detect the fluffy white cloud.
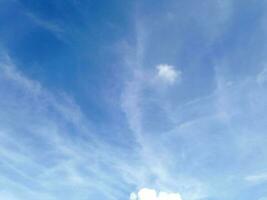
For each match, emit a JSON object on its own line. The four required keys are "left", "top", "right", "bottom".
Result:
{"left": 130, "top": 188, "right": 182, "bottom": 200}
{"left": 156, "top": 64, "right": 181, "bottom": 84}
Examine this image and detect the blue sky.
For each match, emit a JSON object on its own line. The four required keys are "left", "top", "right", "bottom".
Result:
{"left": 0, "top": 0, "right": 267, "bottom": 200}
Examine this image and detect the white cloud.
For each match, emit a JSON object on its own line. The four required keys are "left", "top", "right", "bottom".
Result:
{"left": 130, "top": 188, "right": 182, "bottom": 200}
{"left": 156, "top": 64, "right": 181, "bottom": 84}
{"left": 138, "top": 188, "right": 157, "bottom": 200}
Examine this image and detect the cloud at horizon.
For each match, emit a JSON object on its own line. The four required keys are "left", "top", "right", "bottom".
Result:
{"left": 130, "top": 188, "right": 182, "bottom": 200}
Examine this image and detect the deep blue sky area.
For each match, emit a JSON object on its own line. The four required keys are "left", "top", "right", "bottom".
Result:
{"left": 1, "top": 0, "right": 134, "bottom": 124}
{"left": 0, "top": 0, "right": 267, "bottom": 200}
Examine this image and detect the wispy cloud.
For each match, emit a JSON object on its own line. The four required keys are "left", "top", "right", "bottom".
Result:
{"left": 121, "top": 2, "right": 267, "bottom": 199}
{"left": 121, "top": 13, "right": 208, "bottom": 200}
{"left": 257, "top": 66, "right": 267, "bottom": 85}
{"left": 2, "top": 0, "right": 267, "bottom": 199}
{"left": 25, "top": 12, "right": 65, "bottom": 41}
{"left": 245, "top": 173, "right": 267, "bottom": 183}
{"left": 0, "top": 51, "right": 134, "bottom": 200}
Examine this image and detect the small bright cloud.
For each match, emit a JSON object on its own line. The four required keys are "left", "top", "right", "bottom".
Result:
{"left": 156, "top": 64, "right": 181, "bottom": 84}
{"left": 130, "top": 188, "right": 182, "bottom": 200}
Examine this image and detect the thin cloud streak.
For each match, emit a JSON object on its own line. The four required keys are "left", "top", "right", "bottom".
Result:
{"left": 0, "top": 51, "right": 135, "bottom": 200}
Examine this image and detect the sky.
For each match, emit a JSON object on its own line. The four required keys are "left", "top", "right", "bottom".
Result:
{"left": 0, "top": 0, "right": 267, "bottom": 200}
